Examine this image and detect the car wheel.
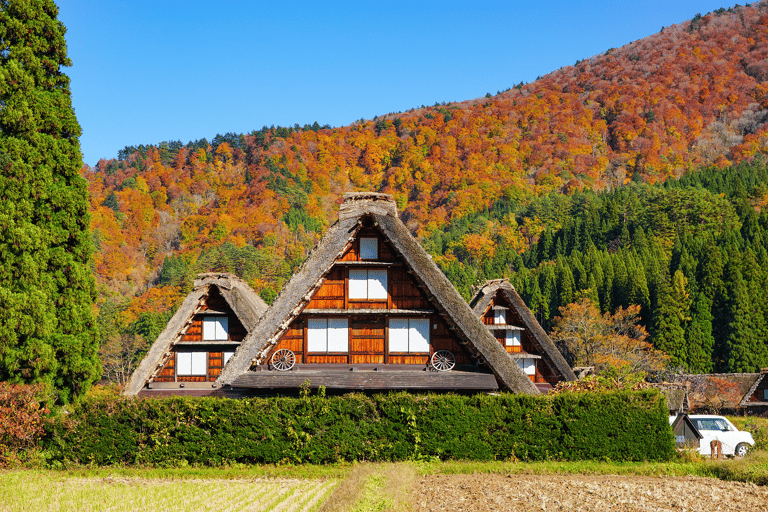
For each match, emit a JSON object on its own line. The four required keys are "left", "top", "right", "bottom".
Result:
{"left": 734, "top": 443, "right": 750, "bottom": 457}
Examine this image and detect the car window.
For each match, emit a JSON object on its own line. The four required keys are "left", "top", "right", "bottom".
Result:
{"left": 694, "top": 418, "right": 731, "bottom": 431}
{"left": 694, "top": 419, "right": 719, "bottom": 431}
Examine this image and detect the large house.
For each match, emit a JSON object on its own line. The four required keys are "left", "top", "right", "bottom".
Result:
{"left": 127, "top": 193, "right": 575, "bottom": 396}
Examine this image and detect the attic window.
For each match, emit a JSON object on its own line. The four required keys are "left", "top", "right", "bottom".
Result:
{"left": 177, "top": 351, "right": 207, "bottom": 376}
{"left": 389, "top": 318, "right": 430, "bottom": 353}
{"left": 349, "top": 269, "right": 388, "bottom": 299}
{"left": 493, "top": 309, "right": 506, "bottom": 324}
{"left": 203, "top": 316, "right": 228, "bottom": 340}
{"left": 764, "top": 389, "right": 768, "bottom": 401}
{"left": 360, "top": 237, "right": 378, "bottom": 260}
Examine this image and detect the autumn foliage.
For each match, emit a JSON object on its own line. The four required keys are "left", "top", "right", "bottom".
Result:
{"left": 0, "top": 383, "right": 50, "bottom": 466}
{"left": 82, "top": 4, "right": 768, "bottom": 379}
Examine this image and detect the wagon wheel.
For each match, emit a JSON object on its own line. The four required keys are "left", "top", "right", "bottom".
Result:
{"left": 271, "top": 349, "right": 296, "bottom": 371}
{"left": 431, "top": 350, "right": 456, "bottom": 372}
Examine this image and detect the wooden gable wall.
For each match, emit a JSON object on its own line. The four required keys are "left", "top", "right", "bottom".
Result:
{"left": 154, "top": 288, "right": 247, "bottom": 383}
{"left": 481, "top": 293, "right": 559, "bottom": 386}
{"left": 266, "top": 224, "right": 477, "bottom": 368}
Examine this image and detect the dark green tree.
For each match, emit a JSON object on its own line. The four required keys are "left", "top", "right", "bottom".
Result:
{"left": 0, "top": 0, "right": 98, "bottom": 402}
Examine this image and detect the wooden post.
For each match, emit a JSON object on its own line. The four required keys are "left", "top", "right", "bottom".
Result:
{"left": 710, "top": 440, "right": 722, "bottom": 460}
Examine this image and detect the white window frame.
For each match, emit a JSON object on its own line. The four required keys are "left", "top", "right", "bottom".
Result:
{"left": 203, "top": 316, "right": 229, "bottom": 340}
{"left": 516, "top": 358, "right": 536, "bottom": 376}
{"left": 177, "top": 351, "right": 207, "bottom": 376}
{"left": 359, "top": 237, "right": 379, "bottom": 260}
{"left": 493, "top": 309, "right": 506, "bottom": 325}
{"left": 307, "top": 318, "right": 349, "bottom": 353}
{"left": 349, "top": 269, "right": 388, "bottom": 300}
{"left": 505, "top": 330, "right": 521, "bottom": 347}
{"left": 223, "top": 351, "right": 235, "bottom": 365}
{"left": 388, "top": 318, "right": 430, "bottom": 353}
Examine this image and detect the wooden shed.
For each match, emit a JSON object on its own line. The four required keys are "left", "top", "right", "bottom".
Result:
{"left": 670, "top": 413, "right": 703, "bottom": 449}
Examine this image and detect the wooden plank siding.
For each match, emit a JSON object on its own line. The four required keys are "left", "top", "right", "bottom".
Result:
{"left": 265, "top": 228, "right": 481, "bottom": 370}
{"left": 153, "top": 288, "right": 247, "bottom": 383}
{"left": 482, "top": 295, "right": 559, "bottom": 386}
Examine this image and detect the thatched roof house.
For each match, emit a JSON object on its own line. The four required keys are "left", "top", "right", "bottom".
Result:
{"left": 469, "top": 279, "right": 576, "bottom": 392}
{"left": 124, "top": 272, "right": 268, "bottom": 396}
{"left": 219, "top": 193, "right": 539, "bottom": 394}
{"left": 670, "top": 371, "right": 768, "bottom": 414}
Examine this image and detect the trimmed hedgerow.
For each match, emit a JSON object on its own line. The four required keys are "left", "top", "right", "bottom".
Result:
{"left": 42, "top": 390, "right": 674, "bottom": 466}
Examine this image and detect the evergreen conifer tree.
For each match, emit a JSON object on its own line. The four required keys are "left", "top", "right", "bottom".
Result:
{"left": 0, "top": 0, "right": 98, "bottom": 402}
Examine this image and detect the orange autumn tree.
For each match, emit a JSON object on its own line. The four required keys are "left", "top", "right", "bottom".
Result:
{"left": 550, "top": 298, "right": 669, "bottom": 383}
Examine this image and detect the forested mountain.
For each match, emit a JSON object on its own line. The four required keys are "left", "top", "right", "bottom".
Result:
{"left": 89, "top": 3, "right": 768, "bottom": 380}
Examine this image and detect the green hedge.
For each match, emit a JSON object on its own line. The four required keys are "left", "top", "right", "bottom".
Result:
{"left": 42, "top": 390, "right": 674, "bottom": 466}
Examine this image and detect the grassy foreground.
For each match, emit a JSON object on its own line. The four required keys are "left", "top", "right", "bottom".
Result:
{"left": 2, "top": 451, "right": 767, "bottom": 512}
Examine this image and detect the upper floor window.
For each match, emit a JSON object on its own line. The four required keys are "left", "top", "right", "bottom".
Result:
{"left": 505, "top": 330, "right": 521, "bottom": 347}
{"left": 493, "top": 309, "right": 506, "bottom": 324}
{"left": 517, "top": 358, "right": 536, "bottom": 376}
{"left": 308, "top": 318, "right": 349, "bottom": 352}
{"left": 359, "top": 237, "right": 378, "bottom": 260}
{"left": 349, "top": 269, "right": 388, "bottom": 300}
{"left": 389, "top": 318, "right": 430, "bottom": 353}
{"left": 203, "top": 316, "right": 228, "bottom": 340}
{"left": 177, "top": 351, "right": 206, "bottom": 375}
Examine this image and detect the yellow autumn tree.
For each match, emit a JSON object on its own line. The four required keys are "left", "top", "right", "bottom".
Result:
{"left": 550, "top": 298, "right": 669, "bottom": 382}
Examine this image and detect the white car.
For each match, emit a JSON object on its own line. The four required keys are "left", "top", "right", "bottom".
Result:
{"left": 670, "top": 415, "right": 755, "bottom": 457}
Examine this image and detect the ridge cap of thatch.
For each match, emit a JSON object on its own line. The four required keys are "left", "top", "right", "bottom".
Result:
{"left": 339, "top": 192, "right": 397, "bottom": 219}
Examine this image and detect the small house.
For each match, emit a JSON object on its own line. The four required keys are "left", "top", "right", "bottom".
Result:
{"left": 124, "top": 272, "right": 268, "bottom": 396}
{"left": 469, "top": 279, "right": 576, "bottom": 392}
{"left": 670, "top": 413, "right": 703, "bottom": 449}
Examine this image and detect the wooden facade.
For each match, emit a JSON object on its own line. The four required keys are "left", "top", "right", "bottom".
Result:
{"left": 478, "top": 292, "right": 559, "bottom": 387}
{"left": 260, "top": 224, "right": 480, "bottom": 374}
{"left": 153, "top": 287, "right": 248, "bottom": 383}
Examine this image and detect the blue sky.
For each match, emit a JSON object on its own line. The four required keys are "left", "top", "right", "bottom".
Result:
{"left": 56, "top": 1, "right": 738, "bottom": 166}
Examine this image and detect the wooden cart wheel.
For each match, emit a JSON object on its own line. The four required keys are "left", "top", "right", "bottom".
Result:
{"left": 431, "top": 350, "right": 456, "bottom": 372}
{"left": 271, "top": 349, "right": 296, "bottom": 371}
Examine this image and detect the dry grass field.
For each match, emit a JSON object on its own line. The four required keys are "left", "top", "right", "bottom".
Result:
{"left": 0, "top": 472, "right": 336, "bottom": 512}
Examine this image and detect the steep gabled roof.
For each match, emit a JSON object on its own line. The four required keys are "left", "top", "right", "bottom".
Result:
{"left": 470, "top": 279, "right": 577, "bottom": 382}
{"left": 740, "top": 368, "right": 768, "bottom": 407}
{"left": 123, "top": 272, "right": 268, "bottom": 396}
{"left": 219, "top": 193, "right": 539, "bottom": 394}
{"left": 671, "top": 373, "right": 761, "bottom": 411}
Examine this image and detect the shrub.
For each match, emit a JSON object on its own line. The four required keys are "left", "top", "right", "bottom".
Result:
{"left": 0, "top": 382, "right": 51, "bottom": 466}
{"left": 42, "top": 390, "right": 675, "bottom": 466}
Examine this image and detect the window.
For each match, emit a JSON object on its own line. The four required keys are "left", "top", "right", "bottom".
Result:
{"left": 505, "top": 330, "right": 521, "bottom": 347}
{"left": 516, "top": 358, "right": 536, "bottom": 376}
{"left": 763, "top": 389, "right": 768, "bottom": 401}
{"left": 177, "top": 351, "right": 206, "bottom": 375}
{"left": 308, "top": 318, "right": 349, "bottom": 352}
{"left": 389, "top": 318, "right": 430, "bottom": 353}
{"left": 360, "top": 237, "right": 378, "bottom": 260}
{"left": 223, "top": 351, "right": 235, "bottom": 365}
{"left": 493, "top": 309, "right": 506, "bottom": 324}
{"left": 349, "top": 269, "right": 387, "bottom": 299}
{"left": 203, "top": 316, "right": 228, "bottom": 340}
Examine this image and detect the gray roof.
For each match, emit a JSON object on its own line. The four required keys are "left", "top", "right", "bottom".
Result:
{"left": 123, "top": 273, "right": 268, "bottom": 396}
{"left": 219, "top": 193, "right": 539, "bottom": 394}
{"left": 469, "top": 279, "right": 577, "bottom": 382}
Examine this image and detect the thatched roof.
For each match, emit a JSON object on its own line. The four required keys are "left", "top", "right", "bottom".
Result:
{"left": 740, "top": 368, "right": 768, "bottom": 406}
{"left": 469, "top": 279, "right": 577, "bottom": 382}
{"left": 123, "top": 273, "right": 268, "bottom": 396}
{"left": 219, "top": 193, "right": 539, "bottom": 394}
{"left": 671, "top": 373, "right": 762, "bottom": 412}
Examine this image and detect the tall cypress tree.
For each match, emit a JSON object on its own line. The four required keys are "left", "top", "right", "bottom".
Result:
{"left": 0, "top": 0, "right": 98, "bottom": 402}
